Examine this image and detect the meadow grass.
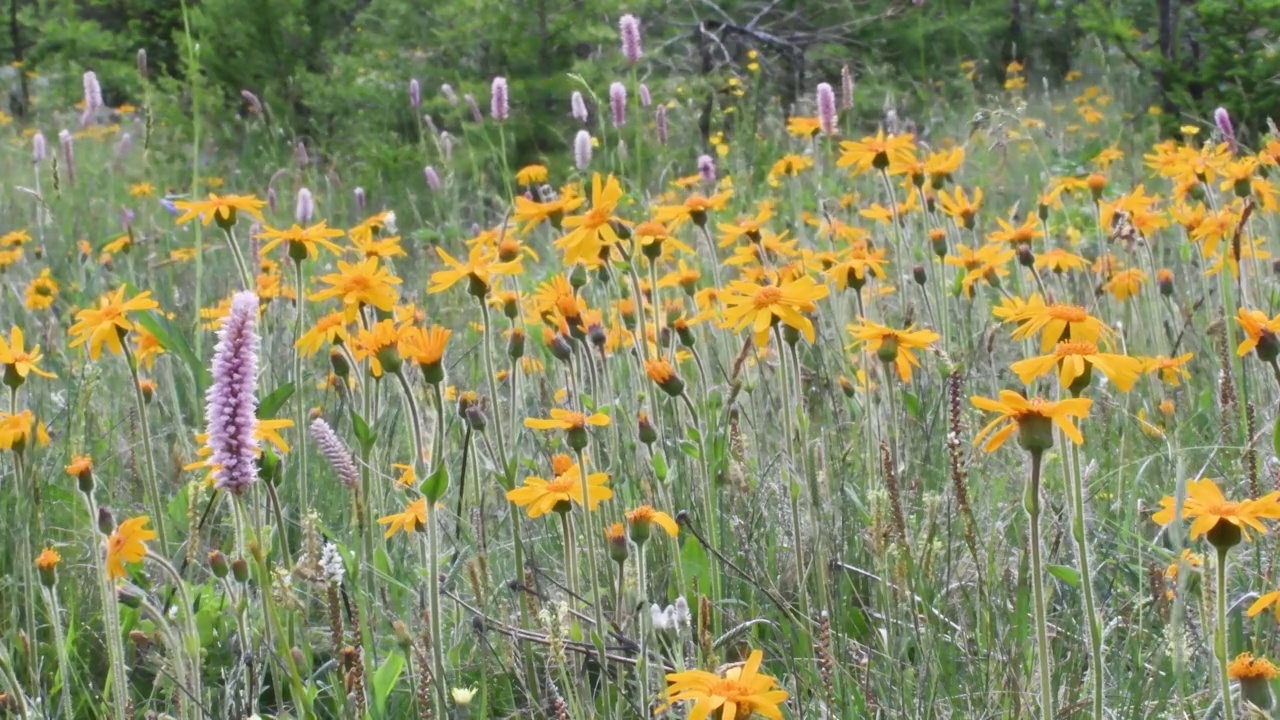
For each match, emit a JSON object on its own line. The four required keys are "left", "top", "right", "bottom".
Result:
{"left": 2, "top": 22, "right": 1280, "bottom": 720}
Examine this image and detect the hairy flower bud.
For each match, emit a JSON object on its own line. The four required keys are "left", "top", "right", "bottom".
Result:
{"left": 574, "top": 129, "right": 593, "bottom": 171}
{"left": 817, "top": 82, "right": 837, "bottom": 136}
{"left": 491, "top": 77, "right": 509, "bottom": 121}
{"left": 610, "top": 82, "right": 627, "bottom": 127}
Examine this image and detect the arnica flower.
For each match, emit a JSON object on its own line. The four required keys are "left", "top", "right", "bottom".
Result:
{"left": 655, "top": 190, "right": 734, "bottom": 230}
{"left": 23, "top": 265, "right": 58, "bottom": 307}
{"left": 1235, "top": 308, "right": 1280, "bottom": 362}
{"left": 938, "top": 185, "right": 983, "bottom": 229}
{"left": 35, "top": 547, "right": 60, "bottom": 587}
{"left": 310, "top": 257, "right": 402, "bottom": 311}
{"left": 987, "top": 217, "right": 1042, "bottom": 246}
{"left": 610, "top": 82, "right": 627, "bottom": 127}
{"left": 619, "top": 13, "right": 642, "bottom": 63}
{"left": 787, "top": 116, "right": 822, "bottom": 138}
{"left": 0, "top": 326, "right": 55, "bottom": 388}
{"left": 993, "top": 293, "right": 1112, "bottom": 353}
{"left": 626, "top": 505, "right": 680, "bottom": 544}
{"left": 402, "top": 325, "right": 451, "bottom": 383}
{"left": 107, "top": 516, "right": 156, "bottom": 579}
{"left": 1143, "top": 353, "right": 1193, "bottom": 386}
{"left": 605, "top": 522, "right": 629, "bottom": 562}
{"left": 634, "top": 221, "right": 693, "bottom": 259}
{"left": 836, "top": 130, "right": 917, "bottom": 175}
{"left": 173, "top": 193, "right": 267, "bottom": 229}
{"left": 429, "top": 244, "right": 522, "bottom": 297}
{"left": 352, "top": 319, "right": 405, "bottom": 377}
{"left": 558, "top": 173, "right": 627, "bottom": 265}
{"left": 816, "top": 82, "right": 837, "bottom": 136}
{"left": 515, "top": 164, "right": 548, "bottom": 186}
{"left": 1248, "top": 586, "right": 1280, "bottom": 622}
{"left": 0, "top": 410, "right": 39, "bottom": 452}
{"left": 1011, "top": 340, "right": 1143, "bottom": 393}
{"left": 1151, "top": 478, "right": 1280, "bottom": 548}
{"left": 451, "top": 687, "right": 478, "bottom": 706}
{"left": 1228, "top": 652, "right": 1278, "bottom": 709}
{"left": 719, "top": 274, "right": 829, "bottom": 345}
{"left": 378, "top": 497, "right": 427, "bottom": 538}
{"left": 846, "top": 320, "right": 939, "bottom": 382}
{"left": 970, "top": 390, "right": 1092, "bottom": 453}
{"left": 206, "top": 291, "right": 260, "bottom": 495}
{"left": 68, "top": 286, "right": 160, "bottom": 360}
{"left": 646, "top": 358, "right": 686, "bottom": 396}
{"left": 660, "top": 649, "right": 789, "bottom": 720}
{"left": 524, "top": 408, "right": 610, "bottom": 451}
{"left": 296, "top": 312, "right": 350, "bottom": 357}
{"left": 257, "top": 221, "right": 344, "bottom": 262}
{"left": 1103, "top": 268, "right": 1146, "bottom": 301}
{"left": 505, "top": 461, "right": 612, "bottom": 517}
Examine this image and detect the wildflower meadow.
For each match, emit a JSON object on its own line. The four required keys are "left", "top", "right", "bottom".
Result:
{"left": 5, "top": 7, "right": 1280, "bottom": 720}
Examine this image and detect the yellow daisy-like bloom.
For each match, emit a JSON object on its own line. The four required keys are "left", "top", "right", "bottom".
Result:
{"left": 515, "top": 164, "right": 548, "bottom": 185}
{"left": 970, "top": 390, "right": 1092, "bottom": 452}
{"left": 825, "top": 242, "right": 888, "bottom": 290}
{"left": 625, "top": 505, "right": 680, "bottom": 537}
{"left": 660, "top": 649, "right": 790, "bottom": 720}
{"left": 352, "top": 319, "right": 406, "bottom": 378}
{"left": 633, "top": 221, "right": 695, "bottom": 256}
{"left": 132, "top": 329, "right": 167, "bottom": 371}
{"left": 0, "top": 410, "right": 38, "bottom": 451}
{"left": 1247, "top": 587, "right": 1280, "bottom": 622}
{"left": 257, "top": 221, "right": 345, "bottom": 260}
{"left": 310, "top": 258, "right": 402, "bottom": 311}
{"left": 836, "top": 130, "right": 917, "bottom": 175}
{"left": 1235, "top": 308, "right": 1280, "bottom": 358}
{"left": 717, "top": 203, "right": 776, "bottom": 248}
{"left": 1151, "top": 478, "right": 1280, "bottom": 542}
{"left": 24, "top": 268, "right": 59, "bottom": 310}
{"left": 987, "top": 217, "right": 1042, "bottom": 245}
{"left": 1035, "top": 248, "right": 1087, "bottom": 273}
{"left": 513, "top": 193, "right": 584, "bottom": 235}
{"left": 846, "top": 319, "right": 939, "bottom": 382}
{"left": 1142, "top": 353, "right": 1193, "bottom": 386}
{"left": 1227, "top": 652, "right": 1279, "bottom": 680}
{"left": 428, "top": 244, "right": 522, "bottom": 295}
{"left": 295, "top": 312, "right": 350, "bottom": 357}
{"left": 558, "top": 173, "right": 629, "bottom": 266}
{"left": 378, "top": 497, "right": 427, "bottom": 538}
{"left": 173, "top": 193, "right": 267, "bottom": 227}
{"left": 992, "top": 293, "right": 1113, "bottom": 352}
{"left": 0, "top": 229, "right": 32, "bottom": 247}
{"left": 719, "top": 274, "right": 829, "bottom": 345}
{"left": 35, "top": 547, "right": 60, "bottom": 571}
{"left": 352, "top": 234, "right": 407, "bottom": 259}
{"left": 68, "top": 286, "right": 160, "bottom": 360}
{"left": 65, "top": 455, "right": 93, "bottom": 478}
{"left": 505, "top": 462, "right": 612, "bottom": 517}
{"left": 524, "top": 408, "right": 611, "bottom": 432}
{"left": 1010, "top": 340, "right": 1143, "bottom": 392}
{"left": 1102, "top": 268, "right": 1146, "bottom": 301}
{"left": 401, "top": 325, "right": 452, "bottom": 368}
{"left": 106, "top": 516, "right": 156, "bottom": 579}
{"left": 0, "top": 326, "right": 56, "bottom": 382}
{"left": 128, "top": 182, "right": 155, "bottom": 198}
{"left": 653, "top": 191, "right": 735, "bottom": 229}
{"left": 785, "top": 116, "right": 822, "bottom": 138}
{"left": 937, "top": 185, "right": 983, "bottom": 227}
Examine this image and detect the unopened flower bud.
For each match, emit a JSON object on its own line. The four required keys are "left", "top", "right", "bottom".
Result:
{"left": 912, "top": 263, "right": 927, "bottom": 285}
{"left": 605, "top": 523, "right": 629, "bottom": 563}
{"left": 97, "top": 506, "right": 115, "bottom": 535}
{"left": 209, "top": 551, "right": 229, "bottom": 578}
{"left": 1157, "top": 269, "right": 1174, "bottom": 297}
{"left": 638, "top": 411, "right": 658, "bottom": 445}
{"left": 507, "top": 328, "right": 526, "bottom": 359}
{"left": 330, "top": 347, "right": 351, "bottom": 379}
{"left": 231, "top": 557, "right": 250, "bottom": 583}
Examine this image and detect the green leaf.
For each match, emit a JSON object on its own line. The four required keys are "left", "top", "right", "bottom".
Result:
{"left": 1272, "top": 412, "right": 1280, "bottom": 459}
{"left": 679, "top": 440, "right": 701, "bottom": 459}
{"left": 1048, "top": 564, "right": 1081, "bottom": 587}
{"left": 652, "top": 451, "right": 668, "bottom": 482}
{"left": 687, "top": 425, "right": 702, "bottom": 442}
{"left": 420, "top": 463, "right": 449, "bottom": 502}
{"left": 351, "top": 411, "right": 377, "bottom": 455}
{"left": 134, "top": 308, "right": 210, "bottom": 391}
{"left": 680, "top": 536, "right": 711, "bottom": 597}
{"left": 258, "top": 383, "right": 296, "bottom": 418}
{"left": 370, "top": 651, "right": 405, "bottom": 718}
{"left": 902, "top": 391, "right": 920, "bottom": 419}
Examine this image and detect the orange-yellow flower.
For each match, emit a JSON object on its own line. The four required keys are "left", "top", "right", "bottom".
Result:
{"left": 68, "top": 286, "right": 161, "bottom": 360}
{"left": 106, "top": 516, "right": 156, "bottom": 579}
{"left": 505, "top": 462, "right": 612, "bottom": 517}
{"left": 970, "top": 390, "right": 1092, "bottom": 452}
{"left": 1151, "top": 478, "right": 1280, "bottom": 542}
{"left": 660, "top": 649, "right": 789, "bottom": 720}
{"left": 173, "top": 193, "right": 266, "bottom": 227}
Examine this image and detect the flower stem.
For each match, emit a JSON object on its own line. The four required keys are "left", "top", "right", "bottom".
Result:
{"left": 1216, "top": 546, "right": 1235, "bottom": 720}
{"left": 122, "top": 342, "right": 170, "bottom": 554}
{"left": 40, "top": 585, "right": 73, "bottom": 719}
{"left": 574, "top": 447, "right": 609, "bottom": 665}
{"left": 292, "top": 259, "right": 310, "bottom": 512}
{"left": 560, "top": 511, "right": 579, "bottom": 594}
{"left": 82, "top": 490, "right": 129, "bottom": 720}
{"left": 1026, "top": 450, "right": 1054, "bottom": 720}
{"left": 479, "top": 302, "right": 510, "bottom": 481}
{"left": 1067, "top": 440, "right": 1105, "bottom": 720}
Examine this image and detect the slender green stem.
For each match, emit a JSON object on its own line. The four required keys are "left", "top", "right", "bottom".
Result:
{"left": 122, "top": 342, "right": 170, "bottom": 554}
{"left": 479, "top": 302, "right": 510, "bottom": 478}
{"left": 12, "top": 451, "right": 40, "bottom": 700}
{"left": 0, "top": 637, "right": 30, "bottom": 720}
{"left": 1067, "top": 440, "right": 1105, "bottom": 720}
{"left": 574, "top": 446, "right": 609, "bottom": 665}
{"left": 560, "top": 511, "right": 579, "bottom": 594}
{"left": 292, "top": 259, "right": 309, "bottom": 512}
{"left": 148, "top": 552, "right": 204, "bottom": 709}
{"left": 1026, "top": 450, "right": 1054, "bottom": 720}
{"left": 83, "top": 491, "right": 129, "bottom": 720}
{"left": 1216, "top": 546, "right": 1235, "bottom": 720}
{"left": 40, "top": 586, "right": 73, "bottom": 719}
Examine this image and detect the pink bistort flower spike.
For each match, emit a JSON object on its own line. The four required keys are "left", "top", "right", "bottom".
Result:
{"left": 206, "top": 291, "right": 261, "bottom": 495}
